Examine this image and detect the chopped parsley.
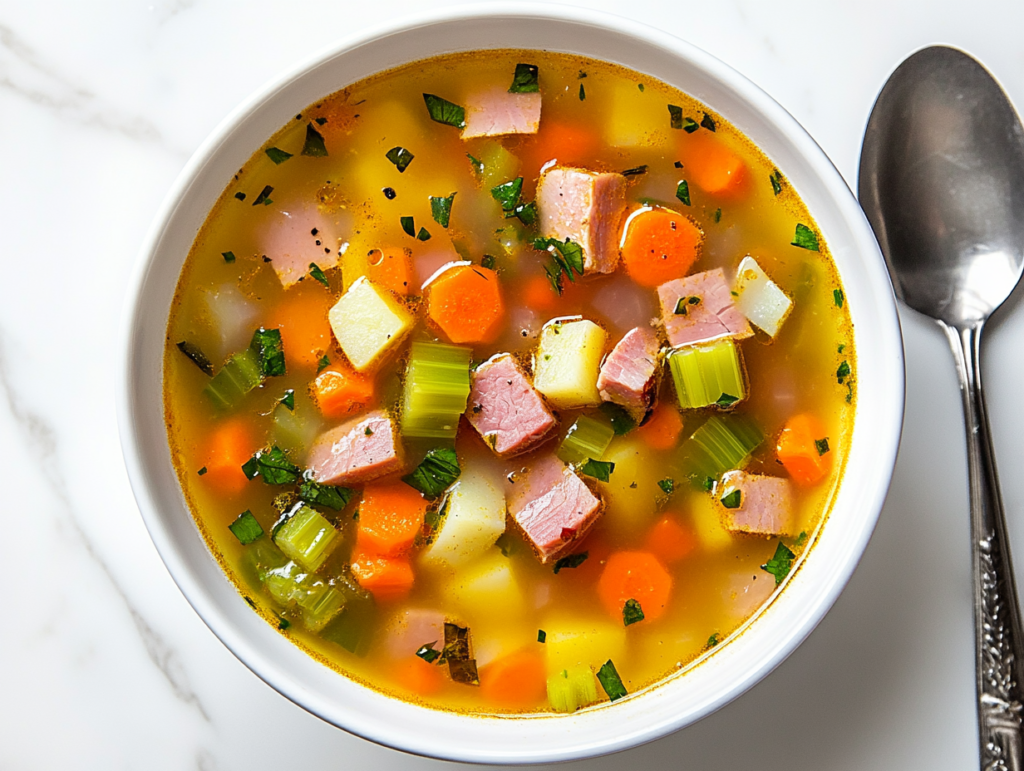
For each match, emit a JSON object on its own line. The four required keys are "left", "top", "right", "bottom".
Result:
{"left": 401, "top": 216, "right": 416, "bottom": 237}
{"left": 658, "top": 478, "right": 675, "bottom": 495}
{"left": 250, "top": 327, "right": 286, "bottom": 377}
{"left": 416, "top": 227, "right": 431, "bottom": 241}
{"left": 553, "top": 551, "right": 589, "bottom": 574}
{"left": 252, "top": 185, "right": 274, "bottom": 206}
{"left": 537, "top": 629, "right": 547, "bottom": 643}
{"left": 792, "top": 223, "right": 819, "bottom": 251}
{"left": 833, "top": 288, "right": 844, "bottom": 307}
{"left": 713, "top": 207, "right": 722, "bottom": 223}
{"left": 308, "top": 262, "right": 329, "bottom": 287}
{"left": 675, "top": 179, "right": 691, "bottom": 206}
{"left": 301, "top": 123, "right": 328, "bottom": 157}
{"left": 234, "top": 192, "right": 246, "bottom": 201}
{"left": 668, "top": 104, "right": 683, "bottom": 129}
{"left": 228, "top": 510, "right": 264, "bottom": 545}
{"left": 638, "top": 83, "right": 645, "bottom": 92}
{"left": 623, "top": 599, "right": 645, "bottom": 626}
{"left": 600, "top": 402, "right": 636, "bottom": 435}
{"left": 265, "top": 147, "right": 292, "bottom": 164}
{"left": 707, "top": 633, "right": 720, "bottom": 648}
{"left": 241, "top": 446, "right": 302, "bottom": 485}
{"left": 317, "top": 355, "right": 330, "bottom": 373}
{"left": 364, "top": 426, "right": 373, "bottom": 436}
{"left": 314, "top": 116, "right": 327, "bottom": 126}
{"left": 222, "top": 250, "right": 236, "bottom": 263}
{"left": 761, "top": 541, "right": 796, "bottom": 585}
{"left": 596, "top": 660, "right": 628, "bottom": 701}
{"left": 510, "top": 201, "right": 538, "bottom": 225}
{"left": 700, "top": 112, "right": 716, "bottom": 131}
{"left": 579, "top": 83, "right": 586, "bottom": 101}
{"left": 298, "top": 480, "right": 352, "bottom": 511}
{"left": 402, "top": 447, "right": 461, "bottom": 499}
{"left": 715, "top": 393, "right": 739, "bottom": 408}
{"left": 508, "top": 63, "right": 539, "bottom": 93}
{"left": 720, "top": 489, "right": 742, "bottom": 509}
{"left": 280, "top": 389, "right": 295, "bottom": 411}
{"left": 837, "top": 360, "right": 851, "bottom": 383}
{"left": 423, "top": 93, "right": 466, "bottom": 128}
{"left": 278, "top": 618, "right": 290, "bottom": 631}
{"left": 430, "top": 193, "right": 456, "bottom": 228}
{"left": 197, "top": 466, "right": 207, "bottom": 476}
{"left": 491, "top": 177, "right": 524, "bottom": 212}
{"left": 683, "top": 117, "right": 699, "bottom": 133}
{"left": 621, "top": 165, "right": 648, "bottom": 177}
{"left": 580, "top": 458, "right": 615, "bottom": 482}
{"left": 466, "top": 153, "right": 484, "bottom": 174}
{"left": 815, "top": 437, "right": 830, "bottom": 456}
{"left": 385, "top": 146, "right": 414, "bottom": 172}
{"left": 176, "top": 341, "right": 213, "bottom": 375}
{"left": 770, "top": 169, "right": 782, "bottom": 196}
{"left": 416, "top": 643, "right": 441, "bottom": 664}
{"left": 795, "top": 531, "right": 808, "bottom": 546}
{"left": 534, "top": 236, "right": 585, "bottom": 293}
{"left": 480, "top": 254, "right": 496, "bottom": 270}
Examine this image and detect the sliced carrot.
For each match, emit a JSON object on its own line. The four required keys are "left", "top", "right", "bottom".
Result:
{"left": 521, "top": 274, "right": 559, "bottom": 312}
{"left": 679, "top": 131, "right": 746, "bottom": 195}
{"left": 311, "top": 362, "right": 374, "bottom": 420}
{"left": 518, "top": 121, "right": 599, "bottom": 178}
{"left": 201, "top": 417, "right": 255, "bottom": 496}
{"left": 267, "top": 283, "right": 333, "bottom": 369}
{"left": 644, "top": 514, "right": 696, "bottom": 564}
{"left": 392, "top": 656, "right": 445, "bottom": 697}
{"left": 598, "top": 551, "right": 673, "bottom": 622}
{"left": 620, "top": 207, "right": 704, "bottom": 287}
{"left": 637, "top": 402, "right": 684, "bottom": 451}
{"left": 480, "top": 650, "right": 547, "bottom": 708}
{"left": 427, "top": 264, "right": 505, "bottom": 344}
{"left": 777, "top": 413, "right": 832, "bottom": 486}
{"left": 356, "top": 482, "right": 428, "bottom": 556}
{"left": 364, "top": 248, "right": 413, "bottom": 297}
{"left": 350, "top": 547, "right": 415, "bottom": 601}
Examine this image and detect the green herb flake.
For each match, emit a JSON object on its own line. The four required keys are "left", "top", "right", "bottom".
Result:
{"left": 243, "top": 446, "right": 302, "bottom": 485}
{"left": 537, "top": 629, "right": 547, "bottom": 643}
{"left": 197, "top": 466, "right": 208, "bottom": 476}
{"left": 401, "top": 216, "right": 416, "bottom": 237}
{"left": 509, "top": 201, "right": 538, "bottom": 225}
{"left": 234, "top": 192, "right": 246, "bottom": 201}
{"left": 317, "top": 355, "right": 331, "bottom": 373}
{"left": 423, "top": 93, "right": 466, "bottom": 129}
{"left": 770, "top": 170, "right": 783, "bottom": 196}
{"left": 364, "top": 426, "right": 373, "bottom": 436}
{"left": 683, "top": 117, "right": 699, "bottom": 133}
{"left": 481, "top": 254, "right": 496, "bottom": 270}
{"left": 314, "top": 116, "right": 327, "bottom": 126}
{"left": 249, "top": 327, "right": 286, "bottom": 377}
{"left": 707, "top": 632, "right": 720, "bottom": 648}
{"left": 265, "top": 147, "right": 293, "bottom": 164}
{"left": 280, "top": 389, "right": 295, "bottom": 411}
{"left": 715, "top": 393, "right": 739, "bottom": 408}
{"left": 762, "top": 541, "right": 796, "bottom": 585}
{"left": 621, "top": 165, "right": 648, "bottom": 177}
{"left": 580, "top": 458, "right": 615, "bottom": 482}
{"left": 600, "top": 402, "right": 636, "bottom": 435}
{"left": 552, "top": 551, "right": 589, "bottom": 574}
{"left": 402, "top": 447, "right": 461, "bottom": 499}
{"left": 308, "top": 262, "right": 329, "bottom": 287}
{"left": 491, "top": 177, "right": 524, "bottom": 213}
{"left": 675, "top": 179, "right": 691, "bottom": 206}
{"left": 792, "top": 223, "right": 819, "bottom": 251}
{"left": 252, "top": 185, "right": 274, "bottom": 206}
{"left": 597, "top": 660, "right": 628, "bottom": 701}
{"left": 623, "top": 598, "right": 645, "bottom": 627}
{"left": 833, "top": 288, "right": 844, "bottom": 308}
{"left": 795, "top": 531, "right": 808, "bottom": 546}
{"left": 838, "top": 344, "right": 846, "bottom": 354}
{"left": 416, "top": 643, "right": 441, "bottom": 664}
{"left": 430, "top": 192, "right": 456, "bottom": 228}
{"left": 701, "top": 112, "right": 717, "bottom": 132}
{"left": 298, "top": 480, "right": 352, "bottom": 511}
{"left": 278, "top": 618, "right": 291, "bottom": 631}
{"left": 668, "top": 104, "right": 684, "bottom": 130}
{"left": 815, "top": 437, "right": 830, "bottom": 456}
{"left": 702, "top": 476, "right": 715, "bottom": 492}
{"left": 508, "top": 63, "right": 539, "bottom": 93}
{"left": 385, "top": 146, "right": 414, "bottom": 172}
{"left": 222, "top": 250, "right": 236, "bottom": 263}
{"left": 837, "top": 360, "right": 851, "bottom": 383}
{"left": 638, "top": 83, "right": 645, "bottom": 92}
{"left": 229, "top": 510, "right": 264, "bottom": 545}
{"left": 720, "top": 489, "right": 742, "bottom": 509}
{"left": 713, "top": 208, "right": 722, "bottom": 223}
{"left": 579, "top": 83, "right": 586, "bottom": 101}
{"left": 466, "top": 153, "right": 484, "bottom": 174}
{"left": 416, "top": 227, "right": 431, "bottom": 242}
{"left": 301, "top": 123, "right": 328, "bottom": 157}
{"left": 176, "top": 341, "right": 213, "bottom": 375}
{"left": 658, "top": 478, "right": 675, "bottom": 495}
{"left": 534, "top": 236, "right": 585, "bottom": 291}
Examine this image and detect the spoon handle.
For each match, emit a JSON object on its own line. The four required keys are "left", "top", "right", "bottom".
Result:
{"left": 945, "top": 321, "right": 1024, "bottom": 770}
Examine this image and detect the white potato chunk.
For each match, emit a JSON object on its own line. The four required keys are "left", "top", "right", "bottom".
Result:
{"left": 421, "top": 467, "right": 506, "bottom": 570}
{"left": 542, "top": 615, "right": 626, "bottom": 673}
{"left": 600, "top": 436, "right": 662, "bottom": 539}
{"left": 328, "top": 276, "right": 414, "bottom": 371}
{"left": 533, "top": 318, "right": 607, "bottom": 409}
{"left": 444, "top": 549, "right": 525, "bottom": 623}
{"left": 733, "top": 256, "right": 793, "bottom": 337}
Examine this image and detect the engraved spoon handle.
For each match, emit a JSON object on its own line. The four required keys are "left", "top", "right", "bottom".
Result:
{"left": 944, "top": 321, "right": 1024, "bottom": 770}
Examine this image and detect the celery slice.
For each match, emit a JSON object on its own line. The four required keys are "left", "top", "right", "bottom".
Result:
{"left": 680, "top": 414, "right": 763, "bottom": 483}
{"left": 320, "top": 575, "right": 377, "bottom": 656}
{"left": 239, "top": 538, "right": 289, "bottom": 589}
{"left": 546, "top": 665, "right": 599, "bottom": 713}
{"left": 262, "top": 561, "right": 345, "bottom": 631}
{"left": 557, "top": 415, "right": 615, "bottom": 466}
{"left": 401, "top": 341, "right": 472, "bottom": 439}
{"left": 272, "top": 505, "right": 339, "bottom": 571}
{"left": 669, "top": 339, "right": 746, "bottom": 410}
{"left": 204, "top": 348, "right": 262, "bottom": 410}
{"left": 272, "top": 402, "right": 321, "bottom": 454}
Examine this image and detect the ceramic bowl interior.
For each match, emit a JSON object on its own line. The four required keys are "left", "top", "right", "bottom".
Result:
{"left": 118, "top": 4, "right": 904, "bottom": 764}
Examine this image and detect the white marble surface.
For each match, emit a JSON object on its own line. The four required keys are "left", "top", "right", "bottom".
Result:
{"left": 5, "top": 1, "right": 1024, "bottom": 768}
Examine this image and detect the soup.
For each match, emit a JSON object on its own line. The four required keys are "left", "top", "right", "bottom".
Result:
{"left": 164, "top": 49, "right": 854, "bottom": 715}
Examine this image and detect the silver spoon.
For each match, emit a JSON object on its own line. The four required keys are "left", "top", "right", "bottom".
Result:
{"left": 859, "top": 45, "right": 1024, "bottom": 768}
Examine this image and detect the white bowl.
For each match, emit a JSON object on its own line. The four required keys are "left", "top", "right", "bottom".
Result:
{"left": 117, "top": 3, "right": 904, "bottom": 764}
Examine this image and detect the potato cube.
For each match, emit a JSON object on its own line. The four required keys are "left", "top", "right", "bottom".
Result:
{"left": 600, "top": 437, "right": 662, "bottom": 539}
{"left": 533, "top": 318, "right": 607, "bottom": 409}
{"left": 328, "top": 276, "right": 414, "bottom": 371}
{"left": 421, "top": 466, "right": 506, "bottom": 570}
{"left": 689, "top": 490, "right": 734, "bottom": 552}
{"left": 542, "top": 615, "right": 626, "bottom": 672}
{"left": 604, "top": 80, "right": 671, "bottom": 148}
{"left": 733, "top": 256, "right": 793, "bottom": 338}
{"left": 444, "top": 549, "right": 525, "bottom": 623}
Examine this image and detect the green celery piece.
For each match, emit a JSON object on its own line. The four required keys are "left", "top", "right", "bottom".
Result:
{"left": 262, "top": 561, "right": 345, "bottom": 631}
{"left": 473, "top": 140, "right": 521, "bottom": 189}
{"left": 203, "top": 348, "right": 262, "bottom": 410}
{"left": 298, "top": 582, "right": 346, "bottom": 632}
{"left": 669, "top": 339, "right": 746, "bottom": 410}
{"left": 238, "top": 538, "right": 289, "bottom": 590}
{"left": 546, "top": 665, "right": 599, "bottom": 714}
{"left": 557, "top": 415, "right": 615, "bottom": 466}
{"left": 679, "top": 414, "right": 763, "bottom": 483}
{"left": 401, "top": 341, "right": 472, "bottom": 439}
{"left": 320, "top": 577, "right": 377, "bottom": 656}
{"left": 272, "top": 505, "right": 339, "bottom": 571}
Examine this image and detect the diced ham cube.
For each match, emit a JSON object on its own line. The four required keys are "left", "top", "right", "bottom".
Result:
{"left": 508, "top": 456, "right": 603, "bottom": 564}
{"left": 307, "top": 410, "right": 403, "bottom": 485}
{"left": 718, "top": 470, "right": 795, "bottom": 535}
{"left": 597, "top": 327, "right": 660, "bottom": 420}
{"left": 536, "top": 167, "right": 627, "bottom": 274}
{"left": 259, "top": 204, "right": 343, "bottom": 288}
{"left": 467, "top": 354, "right": 557, "bottom": 457}
{"left": 658, "top": 268, "right": 752, "bottom": 348}
{"left": 384, "top": 608, "right": 446, "bottom": 659}
{"left": 462, "top": 87, "right": 542, "bottom": 139}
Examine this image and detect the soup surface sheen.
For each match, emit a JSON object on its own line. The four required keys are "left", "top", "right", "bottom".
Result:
{"left": 164, "top": 50, "right": 854, "bottom": 715}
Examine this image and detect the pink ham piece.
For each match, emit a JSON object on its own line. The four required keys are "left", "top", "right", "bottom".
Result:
{"left": 259, "top": 204, "right": 343, "bottom": 288}
{"left": 467, "top": 354, "right": 557, "bottom": 457}
{"left": 462, "top": 87, "right": 542, "bottom": 139}
{"left": 536, "top": 167, "right": 627, "bottom": 274}
{"left": 597, "top": 327, "right": 660, "bottom": 421}
{"left": 658, "top": 268, "right": 752, "bottom": 348}
{"left": 718, "top": 470, "right": 795, "bottom": 535}
{"left": 384, "top": 608, "right": 446, "bottom": 659}
{"left": 508, "top": 456, "right": 603, "bottom": 564}
{"left": 307, "top": 410, "right": 403, "bottom": 486}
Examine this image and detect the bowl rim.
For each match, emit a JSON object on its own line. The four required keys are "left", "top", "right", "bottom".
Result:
{"left": 117, "top": 2, "right": 905, "bottom": 763}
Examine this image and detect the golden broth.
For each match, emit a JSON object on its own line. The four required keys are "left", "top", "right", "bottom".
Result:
{"left": 164, "top": 49, "right": 853, "bottom": 715}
